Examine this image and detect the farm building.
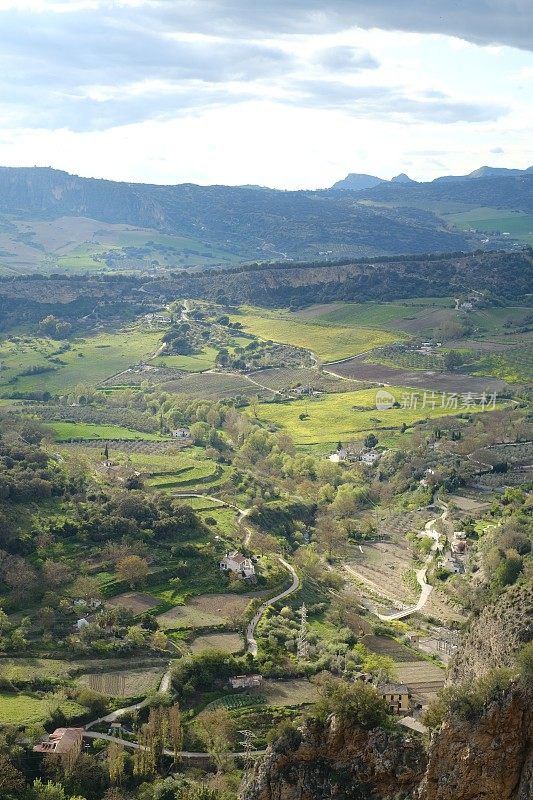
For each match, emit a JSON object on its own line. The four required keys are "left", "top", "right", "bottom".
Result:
{"left": 440, "top": 555, "right": 464, "bottom": 574}
{"left": 229, "top": 674, "right": 262, "bottom": 690}
{"left": 171, "top": 428, "right": 191, "bottom": 439}
{"left": 361, "top": 450, "right": 381, "bottom": 466}
{"left": 329, "top": 442, "right": 365, "bottom": 463}
{"left": 34, "top": 728, "right": 83, "bottom": 767}
{"left": 220, "top": 551, "right": 256, "bottom": 579}
{"left": 378, "top": 683, "right": 411, "bottom": 715}
{"left": 75, "top": 618, "right": 90, "bottom": 630}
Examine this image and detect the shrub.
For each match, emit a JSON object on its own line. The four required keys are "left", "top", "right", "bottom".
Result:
{"left": 313, "top": 678, "right": 390, "bottom": 729}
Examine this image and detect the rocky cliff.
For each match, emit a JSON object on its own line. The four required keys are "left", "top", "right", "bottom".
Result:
{"left": 448, "top": 584, "right": 533, "bottom": 684}
{"left": 240, "top": 717, "right": 426, "bottom": 800}
{"left": 419, "top": 682, "right": 532, "bottom": 800}
{"left": 241, "top": 683, "right": 532, "bottom": 800}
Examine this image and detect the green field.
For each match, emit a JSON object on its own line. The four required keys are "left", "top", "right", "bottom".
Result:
{"left": 446, "top": 206, "right": 533, "bottom": 244}
{"left": 0, "top": 691, "right": 85, "bottom": 724}
{"left": 49, "top": 422, "right": 164, "bottom": 441}
{"left": 231, "top": 307, "right": 401, "bottom": 361}
{"left": 255, "top": 388, "right": 501, "bottom": 445}
{"left": 152, "top": 346, "right": 218, "bottom": 372}
{"left": 469, "top": 347, "right": 533, "bottom": 383}
{"left": 295, "top": 300, "right": 448, "bottom": 328}
{"left": 0, "top": 326, "right": 162, "bottom": 394}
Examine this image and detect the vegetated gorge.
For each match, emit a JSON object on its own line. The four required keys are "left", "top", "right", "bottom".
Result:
{"left": 0, "top": 172, "right": 531, "bottom": 800}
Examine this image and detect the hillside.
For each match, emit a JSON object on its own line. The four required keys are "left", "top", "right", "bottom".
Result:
{"left": 356, "top": 174, "right": 533, "bottom": 213}
{"left": 0, "top": 167, "right": 477, "bottom": 274}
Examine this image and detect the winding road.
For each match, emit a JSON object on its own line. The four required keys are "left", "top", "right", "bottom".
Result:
{"left": 82, "top": 493, "right": 298, "bottom": 759}
{"left": 348, "top": 505, "right": 447, "bottom": 621}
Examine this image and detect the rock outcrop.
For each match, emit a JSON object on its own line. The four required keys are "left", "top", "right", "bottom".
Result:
{"left": 419, "top": 682, "right": 532, "bottom": 800}
{"left": 448, "top": 584, "right": 533, "bottom": 683}
{"left": 240, "top": 717, "right": 426, "bottom": 800}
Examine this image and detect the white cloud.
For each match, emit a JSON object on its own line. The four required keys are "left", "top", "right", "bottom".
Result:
{"left": 0, "top": 1, "right": 532, "bottom": 185}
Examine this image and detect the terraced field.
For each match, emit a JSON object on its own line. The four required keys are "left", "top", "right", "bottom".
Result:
{"left": 157, "top": 592, "right": 260, "bottom": 629}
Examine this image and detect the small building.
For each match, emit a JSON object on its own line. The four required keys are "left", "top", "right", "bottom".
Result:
{"left": 378, "top": 683, "right": 411, "bottom": 715}
{"left": 361, "top": 450, "right": 381, "bottom": 466}
{"left": 75, "top": 618, "right": 90, "bottom": 630}
{"left": 171, "top": 428, "right": 190, "bottom": 439}
{"left": 220, "top": 551, "right": 256, "bottom": 579}
{"left": 330, "top": 443, "right": 365, "bottom": 463}
{"left": 440, "top": 555, "right": 464, "bottom": 574}
{"left": 293, "top": 385, "right": 312, "bottom": 396}
{"left": 34, "top": 728, "right": 83, "bottom": 766}
{"left": 229, "top": 674, "right": 262, "bottom": 690}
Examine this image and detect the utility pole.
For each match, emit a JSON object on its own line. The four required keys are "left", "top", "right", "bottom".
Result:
{"left": 297, "top": 603, "right": 309, "bottom": 661}
{"left": 239, "top": 729, "right": 257, "bottom": 768}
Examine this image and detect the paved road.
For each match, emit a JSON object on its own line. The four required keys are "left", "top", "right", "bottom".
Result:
{"left": 83, "top": 730, "right": 266, "bottom": 760}
{"left": 245, "top": 558, "right": 300, "bottom": 656}
{"left": 172, "top": 492, "right": 299, "bottom": 649}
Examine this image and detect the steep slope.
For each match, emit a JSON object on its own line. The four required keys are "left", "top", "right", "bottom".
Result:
{"left": 0, "top": 167, "right": 473, "bottom": 264}
{"left": 448, "top": 584, "right": 533, "bottom": 684}
{"left": 240, "top": 717, "right": 426, "bottom": 800}
{"left": 419, "top": 682, "right": 532, "bottom": 800}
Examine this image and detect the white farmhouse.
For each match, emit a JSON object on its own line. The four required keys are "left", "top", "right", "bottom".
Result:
{"left": 361, "top": 450, "right": 381, "bottom": 466}
{"left": 171, "top": 428, "right": 190, "bottom": 439}
{"left": 220, "top": 551, "right": 256, "bottom": 579}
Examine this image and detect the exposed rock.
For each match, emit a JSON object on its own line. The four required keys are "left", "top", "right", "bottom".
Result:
{"left": 448, "top": 584, "right": 533, "bottom": 683}
{"left": 240, "top": 716, "right": 426, "bottom": 800}
{"left": 419, "top": 682, "right": 532, "bottom": 800}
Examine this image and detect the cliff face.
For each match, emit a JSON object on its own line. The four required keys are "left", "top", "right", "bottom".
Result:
{"left": 448, "top": 584, "right": 533, "bottom": 684}
{"left": 241, "top": 683, "right": 532, "bottom": 800}
{"left": 240, "top": 717, "right": 426, "bottom": 800}
{"left": 419, "top": 683, "right": 532, "bottom": 800}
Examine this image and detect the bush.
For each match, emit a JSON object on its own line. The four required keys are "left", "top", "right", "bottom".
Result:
{"left": 313, "top": 678, "right": 390, "bottom": 729}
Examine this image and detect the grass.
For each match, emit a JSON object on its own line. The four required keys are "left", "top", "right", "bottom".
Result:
{"left": 48, "top": 422, "right": 164, "bottom": 441}
{"left": 230, "top": 307, "right": 401, "bottom": 361}
{"left": 469, "top": 351, "right": 533, "bottom": 383}
{"left": 77, "top": 667, "right": 163, "bottom": 698}
{"left": 0, "top": 691, "right": 85, "bottom": 724}
{"left": 0, "top": 325, "right": 162, "bottom": 395}
{"left": 152, "top": 346, "right": 218, "bottom": 372}
{"left": 190, "top": 632, "right": 243, "bottom": 654}
{"left": 254, "top": 387, "right": 503, "bottom": 446}
{"left": 296, "top": 301, "right": 448, "bottom": 328}
{"left": 445, "top": 206, "right": 533, "bottom": 244}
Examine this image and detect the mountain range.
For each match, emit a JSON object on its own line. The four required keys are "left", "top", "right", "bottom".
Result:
{"left": 0, "top": 165, "right": 532, "bottom": 274}
{"left": 331, "top": 165, "right": 533, "bottom": 192}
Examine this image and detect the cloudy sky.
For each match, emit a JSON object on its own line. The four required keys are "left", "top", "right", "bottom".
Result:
{"left": 1, "top": 0, "right": 533, "bottom": 188}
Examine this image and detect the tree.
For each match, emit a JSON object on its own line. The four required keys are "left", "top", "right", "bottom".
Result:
{"left": 116, "top": 555, "right": 149, "bottom": 589}
{"left": 0, "top": 754, "right": 25, "bottom": 797}
{"left": 443, "top": 350, "right": 464, "bottom": 371}
{"left": 194, "top": 707, "right": 236, "bottom": 772}
{"left": 314, "top": 679, "right": 390, "bottom": 728}
{"left": 315, "top": 513, "right": 346, "bottom": 560}
{"left": 107, "top": 740, "right": 126, "bottom": 785}
{"left": 364, "top": 433, "right": 378, "bottom": 449}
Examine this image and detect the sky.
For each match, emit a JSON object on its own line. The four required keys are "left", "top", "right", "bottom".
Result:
{"left": 1, "top": 0, "right": 533, "bottom": 188}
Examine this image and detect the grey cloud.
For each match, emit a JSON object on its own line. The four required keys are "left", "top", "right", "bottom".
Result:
{"left": 291, "top": 80, "right": 508, "bottom": 123}
{"left": 0, "top": 1, "right": 517, "bottom": 131}
{"left": 314, "top": 46, "right": 380, "bottom": 72}
{"left": 141, "top": 1, "right": 533, "bottom": 52}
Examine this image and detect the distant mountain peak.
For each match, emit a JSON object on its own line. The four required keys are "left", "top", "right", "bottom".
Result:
{"left": 330, "top": 173, "right": 384, "bottom": 192}
{"left": 390, "top": 173, "right": 414, "bottom": 184}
